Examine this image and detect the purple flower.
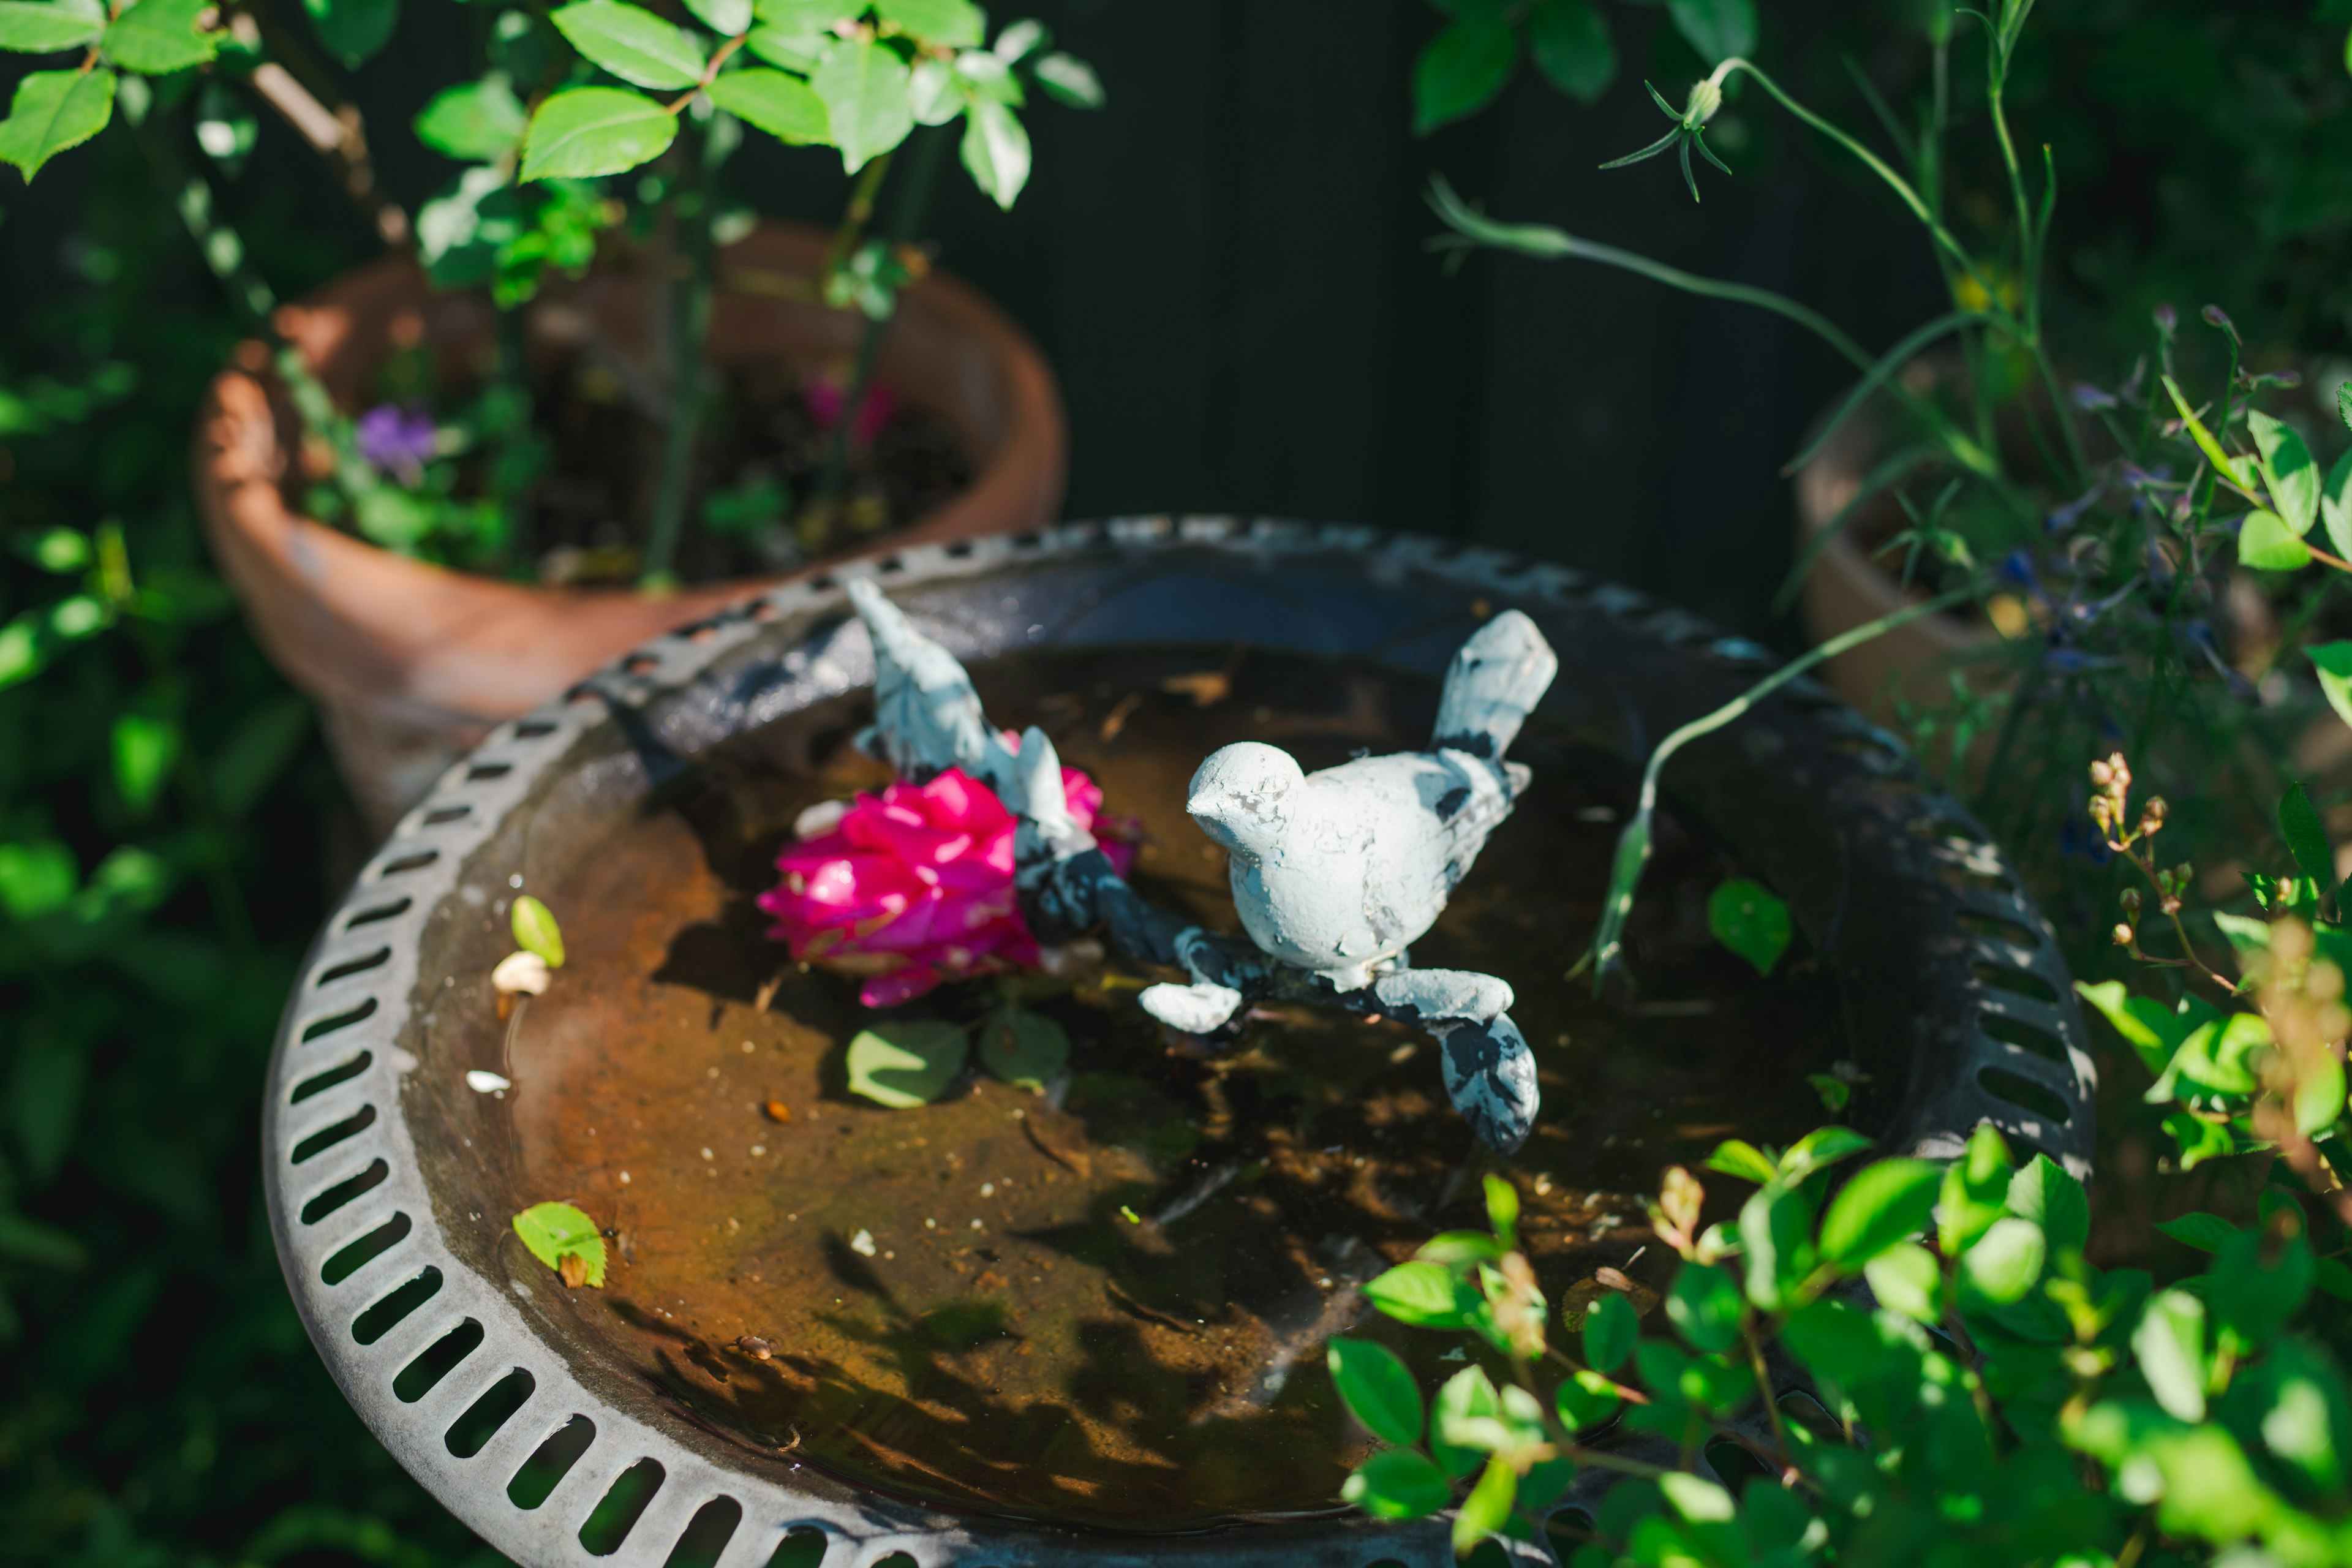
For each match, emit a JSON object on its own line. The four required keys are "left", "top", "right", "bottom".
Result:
{"left": 355, "top": 403, "right": 437, "bottom": 486}
{"left": 2070, "top": 383, "right": 2117, "bottom": 411}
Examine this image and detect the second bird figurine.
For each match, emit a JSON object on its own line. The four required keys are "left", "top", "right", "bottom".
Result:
{"left": 1185, "top": 609, "right": 1559, "bottom": 989}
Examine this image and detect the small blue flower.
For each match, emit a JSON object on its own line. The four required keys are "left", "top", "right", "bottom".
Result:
{"left": 355, "top": 403, "right": 437, "bottom": 487}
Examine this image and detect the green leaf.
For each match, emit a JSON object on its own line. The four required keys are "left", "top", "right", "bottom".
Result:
{"left": 1555, "top": 1365, "right": 1621, "bottom": 1429}
{"left": 103, "top": 0, "right": 214, "bottom": 70}
{"left": 2155, "top": 1212, "right": 2242, "bottom": 1254}
{"left": 10, "top": 1031, "right": 83, "bottom": 1180}
{"left": 1939, "top": 1121, "right": 2012, "bottom": 1254}
{"left": 2312, "top": 643, "right": 2352, "bottom": 736}
{"left": 2280, "top": 781, "right": 2336, "bottom": 896}
{"left": 2208, "top": 1219, "right": 2313, "bottom": 1348}
{"left": 2321, "top": 449, "right": 2352, "bottom": 560}
{"left": 706, "top": 66, "right": 829, "bottom": 142}
{"left": 744, "top": 24, "right": 823, "bottom": 70}
{"left": 1665, "top": 1261, "right": 1743, "bottom": 1352}
{"left": 297, "top": 0, "right": 393, "bottom": 67}
{"left": 2293, "top": 1050, "right": 2346, "bottom": 1136}
{"left": 1365, "top": 1260, "right": 1471, "bottom": 1328}
{"left": 1807, "top": 1072, "right": 1850, "bottom": 1112}
{"left": 551, "top": 0, "right": 706, "bottom": 89}
{"left": 2005, "top": 1153, "right": 2088, "bottom": 1255}
{"left": 1431, "top": 1365, "right": 1499, "bottom": 1477}
{"left": 110, "top": 710, "right": 178, "bottom": 815}
{"left": 1417, "top": 1230, "right": 1505, "bottom": 1266}
{"left": 512, "top": 1200, "right": 608, "bottom": 1286}
{"left": 1340, "top": 1447, "right": 1452, "bottom": 1520}
{"left": 1818, "top": 1158, "right": 1942, "bottom": 1266}
{"left": 1327, "top": 1338, "right": 1423, "bottom": 1446}
{"left": 812, "top": 36, "right": 911, "bottom": 171}
{"left": 845, "top": 1019, "right": 967, "bottom": 1107}
{"left": 0, "top": 1210, "right": 85, "bottom": 1268}
{"left": 1412, "top": 18, "right": 1517, "bottom": 136}
{"left": 0, "top": 67, "right": 113, "bottom": 179}
{"left": 2163, "top": 1109, "right": 2238, "bottom": 1170}
{"left": 1738, "top": 1181, "right": 1817, "bottom": 1311}
{"left": 521, "top": 86, "right": 676, "bottom": 179}
{"left": 959, "top": 96, "right": 1028, "bottom": 208}
{"left": 1665, "top": 0, "right": 1755, "bottom": 59}
{"left": 976, "top": 1005, "right": 1068, "bottom": 1091}
{"left": 2248, "top": 409, "right": 2321, "bottom": 533}
{"left": 752, "top": 0, "right": 844, "bottom": 26}
{"left": 1779, "top": 1125, "right": 1872, "bottom": 1182}
{"left": 510, "top": 895, "right": 565, "bottom": 968}
{"left": 208, "top": 695, "right": 309, "bottom": 818}
{"left": 1483, "top": 1172, "right": 1519, "bottom": 1249}
{"left": 1959, "top": 1216, "right": 2046, "bottom": 1306}
{"left": 2162, "top": 374, "right": 2255, "bottom": 488}
{"left": 1706, "top": 876, "right": 1791, "bottom": 976}
{"left": 415, "top": 76, "right": 529, "bottom": 160}
{"left": 1705, "top": 1138, "right": 1778, "bottom": 1185}
{"left": 2075, "top": 978, "right": 2191, "bottom": 1077}
{"left": 1452, "top": 1454, "right": 1517, "bottom": 1558}
{"left": 680, "top": 0, "right": 750, "bottom": 35}
{"left": 1031, "top": 50, "right": 1101, "bottom": 108}
{"left": 2238, "top": 508, "right": 2311, "bottom": 571}
{"left": 1863, "top": 1241, "right": 1943, "bottom": 1322}
{"left": 2247, "top": 1337, "right": 2350, "bottom": 1492}
{"left": 875, "top": 0, "right": 980, "bottom": 45}
{"left": 0, "top": 2, "right": 103, "bottom": 53}
{"left": 2132, "top": 1288, "right": 2208, "bottom": 1421}
{"left": 990, "top": 15, "right": 1044, "bottom": 60}
{"left": 1585, "top": 1289, "right": 1637, "bottom": 1372}
{"left": 0, "top": 839, "right": 77, "bottom": 919}
{"left": 1526, "top": 0, "right": 1612, "bottom": 102}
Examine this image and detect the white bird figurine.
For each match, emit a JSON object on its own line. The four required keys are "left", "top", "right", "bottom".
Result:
{"left": 1185, "top": 609, "right": 1559, "bottom": 990}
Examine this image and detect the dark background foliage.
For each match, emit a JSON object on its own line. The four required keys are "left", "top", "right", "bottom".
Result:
{"left": 0, "top": 0, "right": 2344, "bottom": 1561}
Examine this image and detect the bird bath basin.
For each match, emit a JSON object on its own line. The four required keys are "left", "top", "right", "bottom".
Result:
{"left": 263, "top": 521, "right": 2094, "bottom": 1568}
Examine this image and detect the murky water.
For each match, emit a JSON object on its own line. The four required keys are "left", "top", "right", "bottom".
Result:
{"left": 500, "top": 647, "right": 1838, "bottom": 1529}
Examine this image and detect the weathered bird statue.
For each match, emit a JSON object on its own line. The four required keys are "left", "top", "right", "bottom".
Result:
{"left": 1185, "top": 609, "right": 1559, "bottom": 990}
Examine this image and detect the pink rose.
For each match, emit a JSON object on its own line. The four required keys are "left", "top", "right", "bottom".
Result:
{"left": 758, "top": 760, "right": 1134, "bottom": 1008}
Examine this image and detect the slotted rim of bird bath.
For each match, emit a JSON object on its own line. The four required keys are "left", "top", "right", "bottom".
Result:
{"left": 263, "top": 521, "right": 2095, "bottom": 1568}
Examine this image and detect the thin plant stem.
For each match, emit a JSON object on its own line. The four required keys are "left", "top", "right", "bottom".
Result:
{"left": 639, "top": 118, "right": 717, "bottom": 589}
{"left": 808, "top": 126, "right": 950, "bottom": 526}
{"left": 1585, "top": 582, "right": 1980, "bottom": 979}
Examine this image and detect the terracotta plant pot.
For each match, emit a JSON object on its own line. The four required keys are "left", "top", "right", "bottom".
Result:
{"left": 1792, "top": 399, "right": 1988, "bottom": 718}
{"left": 193, "top": 221, "right": 1066, "bottom": 835}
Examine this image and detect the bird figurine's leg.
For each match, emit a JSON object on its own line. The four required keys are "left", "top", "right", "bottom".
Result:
{"left": 1369, "top": 968, "right": 1537, "bottom": 1154}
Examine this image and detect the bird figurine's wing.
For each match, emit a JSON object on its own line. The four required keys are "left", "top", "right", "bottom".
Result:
{"left": 1429, "top": 750, "right": 1523, "bottom": 894}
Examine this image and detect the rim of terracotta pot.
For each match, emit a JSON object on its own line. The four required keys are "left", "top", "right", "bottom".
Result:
{"left": 192, "top": 221, "right": 1066, "bottom": 739}
{"left": 262, "top": 518, "right": 2095, "bottom": 1568}
{"left": 1792, "top": 396, "right": 1994, "bottom": 713}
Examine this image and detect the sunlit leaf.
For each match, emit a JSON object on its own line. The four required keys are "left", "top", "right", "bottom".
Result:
{"left": 1327, "top": 1338, "right": 1423, "bottom": 1446}
{"left": 512, "top": 1200, "right": 608, "bottom": 1286}
{"left": 521, "top": 86, "right": 677, "bottom": 179}
{"left": 0, "top": 67, "right": 114, "bottom": 179}
{"left": 845, "top": 1019, "right": 967, "bottom": 1107}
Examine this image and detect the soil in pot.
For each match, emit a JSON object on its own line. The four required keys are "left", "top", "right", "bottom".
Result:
{"left": 477, "top": 647, "right": 1842, "bottom": 1530}
{"left": 354, "top": 325, "right": 974, "bottom": 585}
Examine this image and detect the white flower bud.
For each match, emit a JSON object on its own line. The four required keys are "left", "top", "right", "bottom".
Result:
{"left": 492, "top": 949, "right": 552, "bottom": 996}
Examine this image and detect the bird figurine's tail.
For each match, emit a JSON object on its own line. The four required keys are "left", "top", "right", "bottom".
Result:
{"left": 1431, "top": 609, "right": 1558, "bottom": 761}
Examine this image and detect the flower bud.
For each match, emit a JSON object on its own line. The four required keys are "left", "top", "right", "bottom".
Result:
{"left": 2089, "top": 759, "right": 2113, "bottom": 786}
{"left": 2144, "top": 796, "right": 2168, "bottom": 821}
{"left": 2112, "top": 922, "right": 2134, "bottom": 946}
{"left": 1686, "top": 77, "right": 1723, "bottom": 123}
{"left": 2154, "top": 303, "right": 2178, "bottom": 333}
{"left": 2120, "top": 888, "right": 2141, "bottom": 917}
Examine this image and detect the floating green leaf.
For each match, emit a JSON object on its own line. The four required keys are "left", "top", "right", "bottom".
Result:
{"left": 958, "top": 96, "right": 1028, "bottom": 207}
{"left": 1327, "top": 1338, "right": 1422, "bottom": 1446}
{"left": 415, "top": 76, "right": 529, "bottom": 160}
{"left": 706, "top": 67, "right": 829, "bottom": 143}
{"left": 845, "top": 1018, "right": 968, "bottom": 1107}
{"left": 297, "top": 0, "right": 393, "bottom": 68}
{"left": 1706, "top": 876, "right": 1791, "bottom": 976}
{"left": 1817, "top": 1158, "right": 1942, "bottom": 1267}
{"left": 0, "top": 2, "right": 103, "bottom": 53}
{"left": 2238, "top": 508, "right": 2312, "bottom": 571}
{"left": 812, "top": 36, "right": 911, "bottom": 171}
{"left": 0, "top": 67, "right": 113, "bottom": 179}
{"left": 976, "top": 1005, "right": 1068, "bottom": 1091}
{"left": 513, "top": 1200, "right": 608, "bottom": 1286}
{"left": 521, "top": 86, "right": 677, "bottom": 179}
{"left": 551, "top": 0, "right": 706, "bottom": 89}
{"left": 1339, "top": 1447, "right": 1450, "bottom": 1520}
{"left": 1412, "top": 18, "right": 1517, "bottom": 136}
{"left": 510, "top": 894, "right": 565, "bottom": 968}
